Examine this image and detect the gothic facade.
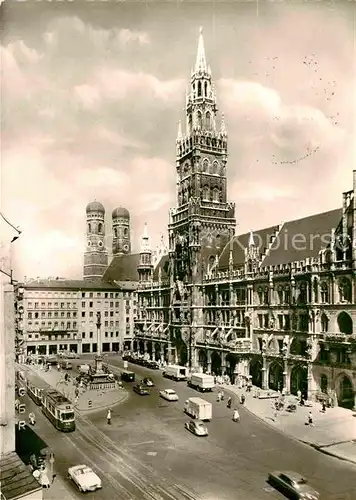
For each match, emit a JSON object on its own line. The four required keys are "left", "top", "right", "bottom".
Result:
{"left": 133, "top": 29, "right": 356, "bottom": 410}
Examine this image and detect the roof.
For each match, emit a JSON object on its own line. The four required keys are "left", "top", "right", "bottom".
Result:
{"left": 103, "top": 253, "right": 140, "bottom": 282}
{"left": 219, "top": 225, "right": 279, "bottom": 270}
{"left": 112, "top": 207, "right": 130, "bottom": 218}
{"left": 113, "top": 280, "right": 139, "bottom": 291}
{"left": 20, "top": 279, "right": 120, "bottom": 290}
{"left": 0, "top": 452, "right": 42, "bottom": 500}
{"left": 261, "top": 208, "right": 342, "bottom": 267}
{"left": 86, "top": 201, "right": 105, "bottom": 213}
{"left": 153, "top": 255, "right": 170, "bottom": 281}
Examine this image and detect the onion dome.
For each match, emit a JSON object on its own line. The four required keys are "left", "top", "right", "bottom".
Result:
{"left": 112, "top": 207, "right": 130, "bottom": 219}
{"left": 86, "top": 201, "right": 105, "bottom": 213}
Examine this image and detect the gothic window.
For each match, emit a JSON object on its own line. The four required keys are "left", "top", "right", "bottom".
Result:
{"left": 320, "top": 282, "right": 329, "bottom": 303}
{"left": 338, "top": 278, "right": 352, "bottom": 302}
{"left": 202, "top": 158, "right": 209, "bottom": 172}
{"left": 277, "top": 286, "right": 283, "bottom": 304}
{"left": 263, "top": 287, "right": 269, "bottom": 305}
{"left": 213, "top": 187, "right": 219, "bottom": 202}
{"left": 212, "top": 161, "right": 219, "bottom": 174}
{"left": 284, "top": 286, "right": 290, "bottom": 304}
{"left": 188, "top": 114, "right": 192, "bottom": 133}
{"left": 197, "top": 81, "right": 202, "bottom": 97}
{"left": 204, "top": 81, "right": 208, "bottom": 97}
{"left": 88, "top": 223, "right": 91, "bottom": 233}
{"left": 321, "top": 313, "right": 329, "bottom": 333}
{"left": 196, "top": 111, "right": 202, "bottom": 129}
{"left": 320, "top": 374, "right": 328, "bottom": 393}
{"left": 124, "top": 227, "right": 128, "bottom": 237}
{"left": 257, "top": 287, "right": 263, "bottom": 305}
{"left": 297, "top": 282, "right": 307, "bottom": 304}
{"left": 205, "top": 111, "right": 211, "bottom": 130}
{"left": 203, "top": 185, "right": 209, "bottom": 200}
{"left": 113, "top": 228, "right": 117, "bottom": 238}
{"left": 98, "top": 223, "right": 103, "bottom": 234}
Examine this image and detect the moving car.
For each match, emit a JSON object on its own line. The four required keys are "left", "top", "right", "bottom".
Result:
{"left": 121, "top": 370, "right": 135, "bottom": 382}
{"left": 185, "top": 419, "right": 208, "bottom": 436}
{"left": 159, "top": 389, "right": 179, "bottom": 401}
{"left": 133, "top": 384, "right": 150, "bottom": 395}
{"left": 68, "top": 465, "right": 102, "bottom": 493}
{"left": 268, "top": 471, "right": 320, "bottom": 499}
{"left": 142, "top": 377, "right": 154, "bottom": 387}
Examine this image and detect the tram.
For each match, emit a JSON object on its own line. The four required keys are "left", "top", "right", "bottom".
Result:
{"left": 18, "top": 370, "right": 76, "bottom": 432}
{"left": 41, "top": 389, "right": 75, "bottom": 432}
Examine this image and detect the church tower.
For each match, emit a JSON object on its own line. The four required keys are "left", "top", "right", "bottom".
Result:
{"left": 112, "top": 207, "right": 131, "bottom": 255}
{"left": 83, "top": 201, "right": 108, "bottom": 281}
{"left": 169, "top": 27, "right": 236, "bottom": 285}
{"left": 137, "top": 224, "right": 153, "bottom": 283}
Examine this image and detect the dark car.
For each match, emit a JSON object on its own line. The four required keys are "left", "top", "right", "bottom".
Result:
{"left": 268, "top": 471, "right": 319, "bottom": 499}
{"left": 121, "top": 370, "right": 135, "bottom": 382}
{"left": 147, "top": 361, "right": 160, "bottom": 370}
{"left": 133, "top": 384, "right": 150, "bottom": 396}
{"left": 142, "top": 377, "right": 154, "bottom": 387}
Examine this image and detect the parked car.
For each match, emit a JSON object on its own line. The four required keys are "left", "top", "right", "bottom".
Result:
{"left": 133, "top": 384, "right": 150, "bottom": 395}
{"left": 60, "top": 361, "right": 72, "bottom": 370}
{"left": 142, "top": 377, "right": 154, "bottom": 387}
{"left": 121, "top": 370, "right": 135, "bottom": 382}
{"left": 185, "top": 419, "right": 208, "bottom": 436}
{"left": 159, "top": 389, "right": 179, "bottom": 401}
{"left": 67, "top": 465, "right": 102, "bottom": 493}
{"left": 147, "top": 361, "right": 160, "bottom": 370}
{"left": 268, "top": 471, "right": 319, "bottom": 499}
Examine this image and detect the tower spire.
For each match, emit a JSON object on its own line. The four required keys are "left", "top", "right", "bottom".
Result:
{"left": 248, "top": 230, "right": 255, "bottom": 247}
{"left": 220, "top": 113, "right": 227, "bottom": 137}
{"left": 140, "top": 223, "right": 151, "bottom": 253}
{"left": 195, "top": 26, "right": 207, "bottom": 73}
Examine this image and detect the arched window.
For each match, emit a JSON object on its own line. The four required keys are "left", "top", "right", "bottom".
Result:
{"left": 213, "top": 187, "right": 219, "bottom": 202}
{"left": 88, "top": 223, "right": 91, "bottom": 234}
{"left": 277, "top": 286, "right": 284, "bottom": 304}
{"left": 202, "top": 185, "right": 209, "bottom": 201}
{"left": 98, "top": 223, "right": 103, "bottom": 234}
{"left": 188, "top": 114, "right": 192, "bottom": 133}
{"left": 113, "top": 228, "right": 117, "bottom": 238}
{"left": 337, "top": 311, "right": 353, "bottom": 334}
{"left": 202, "top": 159, "right": 209, "bottom": 172}
{"left": 205, "top": 111, "right": 211, "bottom": 130}
{"left": 124, "top": 227, "right": 128, "bottom": 237}
{"left": 197, "top": 81, "right": 202, "bottom": 97}
{"left": 204, "top": 81, "right": 208, "bottom": 97}
{"left": 196, "top": 111, "right": 202, "bottom": 129}
{"left": 338, "top": 278, "right": 352, "bottom": 302}
{"left": 321, "top": 313, "right": 329, "bottom": 333}
{"left": 320, "top": 282, "right": 329, "bottom": 303}
{"left": 257, "top": 287, "right": 263, "bottom": 305}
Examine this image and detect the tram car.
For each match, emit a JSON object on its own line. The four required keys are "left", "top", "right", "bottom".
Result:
{"left": 26, "top": 376, "right": 47, "bottom": 406}
{"left": 41, "top": 389, "right": 75, "bottom": 432}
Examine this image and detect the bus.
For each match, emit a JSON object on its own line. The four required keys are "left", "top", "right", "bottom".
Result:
{"left": 41, "top": 389, "right": 75, "bottom": 432}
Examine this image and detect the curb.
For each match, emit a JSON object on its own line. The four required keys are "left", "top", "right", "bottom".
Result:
{"left": 218, "top": 385, "right": 356, "bottom": 468}
{"left": 75, "top": 390, "right": 129, "bottom": 414}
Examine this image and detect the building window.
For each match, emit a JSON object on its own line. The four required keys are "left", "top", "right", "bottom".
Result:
{"left": 338, "top": 278, "right": 352, "bottom": 303}
{"left": 110, "top": 301, "right": 113, "bottom": 307}
{"left": 277, "top": 287, "right": 283, "bottom": 304}
{"left": 89, "top": 312, "right": 93, "bottom": 317}
{"left": 67, "top": 302, "right": 70, "bottom": 308}
{"left": 28, "top": 312, "right": 32, "bottom": 319}
{"left": 34, "top": 302, "right": 38, "bottom": 309}
{"left": 67, "top": 312, "right": 70, "bottom": 318}
{"left": 89, "top": 301, "right": 93, "bottom": 307}
{"left": 54, "top": 312, "right": 58, "bottom": 318}
{"left": 82, "top": 332, "right": 86, "bottom": 339}
{"left": 61, "top": 302, "right": 64, "bottom": 308}
{"left": 61, "top": 312, "right": 65, "bottom": 318}
{"left": 89, "top": 292, "right": 93, "bottom": 298}
{"left": 54, "top": 302, "right": 58, "bottom": 307}
{"left": 105, "top": 332, "right": 108, "bottom": 338}
{"left": 82, "top": 292, "right": 85, "bottom": 298}
{"left": 116, "top": 331, "right": 119, "bottom": 337}
{"left": 28, "top": 302, "right": 32, "bottom": 308}
{"left": 105, "top": 321, "right": 108, "bottom": 327}
{"left": 82, "top": 312, "right": 85, "bottom": 317}
{"left": 321, "top": 313, "right": 329, "bottom": 332}
{"left": 278, "top": 315, "right": 283, "bottom": 330}
{"left": 73, "top": 322, "right": 77, "bottom": 328}
{"left": 320, "top": 282, "right": 329, "bottom": 303}
{"left": 284, "top": 315, "right": 290, "bottom": 330}
{"left": 41, "top": 302, "right": 45, "bottom": 307}
{"left": 82, "top": 301, "right": 85, "bottom": 307}
{"left": 89, "top": 332, "right": 93, "bottom": 338}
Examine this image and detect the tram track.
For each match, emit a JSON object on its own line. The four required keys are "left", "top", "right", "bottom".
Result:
{"left": 74, "top": 413, "right": 201, "bottom": 500}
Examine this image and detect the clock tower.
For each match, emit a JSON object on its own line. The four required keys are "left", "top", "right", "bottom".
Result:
{"left": 83, "top": 201, "right": 108, "bottom": 281}
{"left": 168, "top": 28, "right": 236, "bottom": 366}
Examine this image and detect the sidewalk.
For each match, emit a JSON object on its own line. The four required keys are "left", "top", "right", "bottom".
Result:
{"left": 219, "top": 384, "right": 356, "bottom": 466}
{"left": 18, "top": 363, "right": 128, "bottom": 414}
{"left": 43, "top": 475, "right": 78, "bottom": 500}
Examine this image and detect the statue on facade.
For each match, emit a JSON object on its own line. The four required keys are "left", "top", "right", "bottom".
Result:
{"left": 269, "top": 314, "right": 275, "bottom": 329}
{"left": 282, "top": 335, "right": 289, "bottom": 356}
{"left": 262, "top": 333, "right": 268, "bottom": 353}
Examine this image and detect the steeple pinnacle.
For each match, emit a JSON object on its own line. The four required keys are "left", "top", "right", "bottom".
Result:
{"left": 177, "top": 120, "right": 183, "bottom": 142}
{"left": 195, "top": 26, "right": 207, "bottom": 73}
{"left": 220, "top": 113, "right": 227, "bottom": 136}
{"left": 140, "top": 223, "right": 151, "bottom": 253}
{"left": 248, "top": 230, "right": 255, "bottom": 247}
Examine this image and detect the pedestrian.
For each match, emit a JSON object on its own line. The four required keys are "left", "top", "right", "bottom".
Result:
{"left": 221, "top": 390, "right": 225, "bottom": 401}
{"left": 107, "top": 408, "right": 112, "bottom": 425}
{"left": 233, "top": 408, "right": 240, "bottom": 422}
{"left": 240, "top": 394, "right": 245, "bottom": 405}
{"left": 227, "top": 397, "right": 232, "bottom": 409}
{"left": 308, "top": 411, "right": 314, "bottom": 426}
{"left": 216, "top": 392, "right": 221, "bottom": 402}
{"left": 28, "top": 412, "right": 36, "bottom": 425}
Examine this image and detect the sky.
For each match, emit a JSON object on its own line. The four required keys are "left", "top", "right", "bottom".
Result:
{"left": 1, "top": 0, "right": 355, "bottom": 280}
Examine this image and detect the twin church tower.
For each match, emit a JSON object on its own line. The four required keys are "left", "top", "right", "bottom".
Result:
{"left": 83, "top": 202, "right": 131, "bottom": 280}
